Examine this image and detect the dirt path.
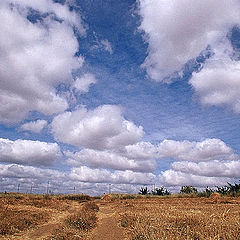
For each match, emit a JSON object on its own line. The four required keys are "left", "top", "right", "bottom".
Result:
{"left": 90, "top": 202, "right": 124, "bottom": 240}
{"left": 2, "top": 201, "right": 125, "bottom": 240}
{"left": 4, "top": 202, "right": 83, "bottom": 240}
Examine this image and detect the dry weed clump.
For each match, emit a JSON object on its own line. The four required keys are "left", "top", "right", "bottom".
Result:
{"left": 119, "top": 197, "right": 240, "bottom": 239}
{"left": 0, "top": 200, "right": 48, "bottom": 235}
{"left": 24, "top": 197, "right": 70, "bottom": 211}
{"left": 57, "top": 194, "right": 91, "bottom": 202}
{"left": 101, "top": 194, "right": 114, "bottom": 202}
{"left": 66, "top": 202, "right": 98, "bottom": 231}
{"left": 66, "top": 211, "right": 97, "bottom": 231}
{"left": 0, "top": 193, "right": 96, "bottom": 239}
{"left": 82, "top": 201, "right": 99, "bottom": 212}
{"left": 47, "top": 201, "right": 99, "bottom": 240}
{"left": 0, "top": 194, "right": 68, "bottom": 211}
{"left": 45, "top": 225, "right": 87, "bottom": 240}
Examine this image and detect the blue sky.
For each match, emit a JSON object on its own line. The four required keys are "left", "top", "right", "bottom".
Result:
{"left": 1, "top": 0, "right": 240, "bottom": 195}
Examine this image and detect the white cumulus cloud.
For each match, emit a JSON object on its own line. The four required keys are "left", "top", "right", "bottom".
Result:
{"left": 65, "top": 148, "right": 156, "bottom": 172}
{"left": 73, "top": 73, "right": 97, "bottom": 93}
{"left": 172, "top": 160, "right": 240, "bottom": 178}
{"left": 20, "top": 120, "right": 48, "bottom": 133}
{"left": 138, "top": 0, "right": 240, "bottom": 81}
{"left": 160, "top": 169, "right": 232, "bottom": 187}
{"left": 0, "top": 138, "right": 61, "bottom": 166}
{"left": 51, "top": 105, "right": 144, "bottom": 150}
{"left": 70, "top": 166, "right": 156, "bottom": 185}
{"left": 190, "top": 40, "right": 240, "bottom": 113}
{"left": 156, "top": 138, "right": 236, "bottom": 162}
{"left": 0, "top": 0, "right": 84, "bottom": 123}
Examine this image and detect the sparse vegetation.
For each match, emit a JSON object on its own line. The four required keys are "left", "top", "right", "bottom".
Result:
{"left": 0, "top": 197, "right": 49, "bottom": 235}
{"left": 1, "top": 188, "right": 240, "bottom": 239}
{"left": 180, "top": 185, "right": 198, "bottom": 194}
{"left": 66, "top": 208, "right": 97, "bottom": 231}
{"left": 0, "top": 193, "right": 95, "bottom": 239}
{"left": 57, "top": 194, "right": 91, "bottom": 202}
{"left": 152, "top": 187, "right": 171, "bottom": 196}
{"left": 47, "top": 201, "right": 99, "bottom": 240}
{"left": 119, "top": 197, "right": 240, "bottom": 239}
{"left": 139, "top": 187, "right": 149, "bottom": 195}
{"left": 215, "top": 182, "right": 240, "bottom": 196}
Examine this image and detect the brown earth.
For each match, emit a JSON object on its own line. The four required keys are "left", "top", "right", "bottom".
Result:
{"left": 1, "top": 196, "right": 125, "bottom": 240}
{"left": 2, "top": 195, "right": 240, "bottom": 240}
{"left": 89, "top": 202, "right": 124, "bottom": 240}
{"left": 2, "top": 201, "right": 83, "bottom": 240}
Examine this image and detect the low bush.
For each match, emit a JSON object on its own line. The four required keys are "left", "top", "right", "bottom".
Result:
{"left": 0, "top": 204, "right": 48, "bottom": 235}
{"left": 47, "top": 226, "right": 85, "bottom": 240}
{"left": 65, "top": 201, "right": 98, "bottom": 231}
{"left": 139, "top": 187, "right": 149, "bottom": 195}
{"left": 66, "top": 211, "right": 97, "bottom": 231}
{"left": 180, "top": 186, "right": 198, "bottom": 194}
{"left": 152, "top": 187, "right": 171, "bottom": 196}
{"left": 82, "top": 201, "right": 99, "bottom": 212}
{"left": 57, "top": 194, "right": 91, "bottom": 202}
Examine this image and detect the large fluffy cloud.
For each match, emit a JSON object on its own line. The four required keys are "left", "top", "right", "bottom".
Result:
{"left": 124, "top": 141, "right": 156, "bottom": 160}
{"left": 157, "top": 138, "right": 240, "bottom": 187}
{"left": 51, "top": 105, "right": 144, "bottom": 150}
{"left": 0, "top": 163, "right": 64, "bottom": 179}
{"left": 7, "top": 0, "right": 85, "bottom": 34}
{"left": 172, "top": 161, "right": 240, "bottom": 178}
{"left": 138, "top": 0, "right": 240, "bottom": 81}
{"left": 190, "top": 41, "right": 240, "bottom": 113}
{"left": 70, "top": 166, "right": 156, "bottom": 185}
{"left": 160, "top": 169, "right": 232, "bottom": 187}
{"left": 156, "top": 138, "right": 236, "bottom": 162}
{"left": 65, "top": 148, "right": 156, "bottom": 172}
{"left": 0, "top": 138, "right": 61, "bottom": 166}
{"left": 0, "top": 0, "right": 84, "bottom": 123}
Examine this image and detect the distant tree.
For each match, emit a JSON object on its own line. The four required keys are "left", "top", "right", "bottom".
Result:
{"left": 215, "top": 185, "right": 231, "bottom": 195}
{"left": 180, "top": 186, "right": 198, "bottom": 194}
{"left": 197, "top": 186, "right": 214, "bottom": 197}
{"left": 139, "top": 186, "right": 149, "bottom": 195}
{"left": 204, "top": 186, "right": 214, "bottom": 197}
{"left": 227, "top": 182, "right": 240, "bottom": 196}
{"left": 216, "top": 182, "right": 240, "bottom": 196}
{"left": 152, "top": 187, "right": 171, "bottom": 196}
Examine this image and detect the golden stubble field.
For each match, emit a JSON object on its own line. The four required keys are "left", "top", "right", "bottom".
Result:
{"left": 0, "top": 193, "right": 240, "bottom": 240}
{"left": 117, "top": 196, "right": 240, "bottom": 240}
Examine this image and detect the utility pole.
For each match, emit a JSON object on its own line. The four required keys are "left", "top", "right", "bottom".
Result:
{"left": 46, "top": 181, "right": 50, "bottom": 194}
{"left": 30, "top": 183, "right": 33, "bottom": 194}
{"left": 73, "top": 186, "right": 76, "bottom": 194}
{"left": 17, "top": 183, "right": 20, "bottom": 193}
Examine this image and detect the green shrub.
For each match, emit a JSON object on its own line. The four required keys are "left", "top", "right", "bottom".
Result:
{"left": 197, "top": 187, "right": 214, "bottom": 197}
{"left": 58, "top": 194, "right": 91, "bottom": 202}
{"left": 180, "top": 186, "right": 198, "bottom": 194}
{"left": 152, "top": 187, "right": 171, "bottom": 196}
{"left": 139, "top": 187, "right": 149, "bottom": 195}
{"left": 215, "top": 182, "right": 240, "bottom": 196}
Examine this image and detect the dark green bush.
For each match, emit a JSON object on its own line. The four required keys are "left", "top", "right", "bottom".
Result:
{"left": 139, "top": 187, "right": 149, "bottom": 195}
{"left": 180, "top": 186, "right": 198, "bottom": 194}
{"left": 152, "top": 187, "right": 171, "bottom": 196}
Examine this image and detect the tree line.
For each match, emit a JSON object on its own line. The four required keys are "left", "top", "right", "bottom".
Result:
{"left": 139, "top": 181, "right": 240, "bottom": 197}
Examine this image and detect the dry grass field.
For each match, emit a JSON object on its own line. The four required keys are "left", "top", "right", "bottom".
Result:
{"left": 117, "top": 196, "right": 240, "bottom": 240}
{"left": 0, "top": 193, "right": 240, "bottom": 239}
{"left": 0, "top": 193, "right": 98, "bottom": 240}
